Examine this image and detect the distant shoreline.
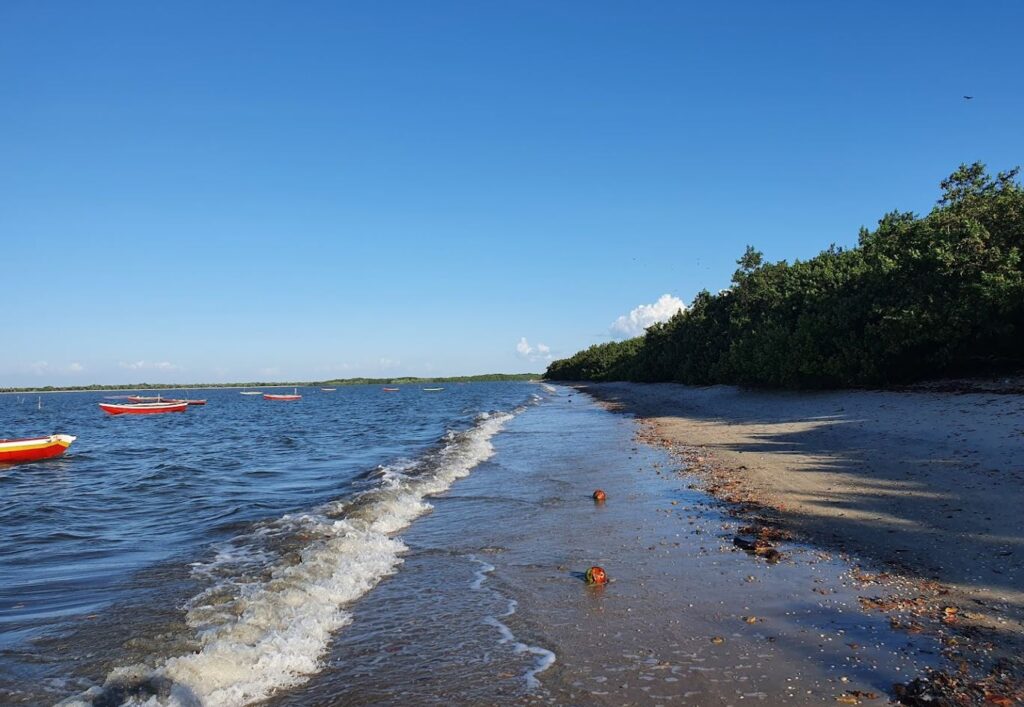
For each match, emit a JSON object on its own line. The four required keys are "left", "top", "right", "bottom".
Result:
{"left": 0, "top": 373, "right": 541, "bottom": 395}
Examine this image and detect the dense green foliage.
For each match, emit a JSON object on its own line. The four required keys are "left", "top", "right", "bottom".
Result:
{"left": 0, "top": 373, "right": 541, "bottom": 394}
{"left": 546, "top": 164, "right": 1024, "bottom": 388}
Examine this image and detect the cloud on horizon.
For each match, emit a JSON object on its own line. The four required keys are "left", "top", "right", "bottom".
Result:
{"left": 119, "top": 360, "right": 181, "bottom": 372}
{"left": 609, "top": 294, "right": 685, "bottom": 339}
{"left": 516, "top": 337, "right": 553, "bottom": 362}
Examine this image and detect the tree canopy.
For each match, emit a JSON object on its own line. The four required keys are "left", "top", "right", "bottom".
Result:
{"left": 546, "top": 163, "right": 1024, "bottom": 388}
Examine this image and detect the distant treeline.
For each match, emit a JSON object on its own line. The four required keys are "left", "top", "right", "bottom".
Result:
{"left": 320, "top": 373, "right": 540, "bottom": 385}
{"left": 0, "top": 373, "right": 540, "bottom": 394}
{"left": 546, "top": 164, "right": 1024, "bottom": 388}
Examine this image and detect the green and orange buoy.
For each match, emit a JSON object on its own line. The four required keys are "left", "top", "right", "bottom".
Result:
{"left": 592, "top": 489, "right": 606, "bottom": 502}
{"left": 585, "top": 566, "right": 608, "bottom": 585}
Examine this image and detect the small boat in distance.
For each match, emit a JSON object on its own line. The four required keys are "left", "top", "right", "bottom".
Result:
{"left": 382, "top": 387, "right": 400, "bottom": 392}
{"left": 239, "top": 391, "right": 263, "bottom": 395}
{"left": 321, "top": 388, "right": 336, "bottom": 392}
{"left": 264, "top": 388, "right": 301, "bottom": 401}
{"left": 166, "top": 390, "right": 207, "bottom": 405}
{"left": 0, "top": 434, "right": 77, "bottom": 464}
{"left": 99, "top": 401, "right": 188, "bottom": 415}
{"left": 422, "top": 387, "right": 444, "bottom": 392}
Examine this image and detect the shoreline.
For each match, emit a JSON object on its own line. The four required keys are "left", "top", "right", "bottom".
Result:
{"left": 270, "top": 387, "right": 948, "bottom": 704}
{"left": 0, "top": 376, "right": 540, "bottom": 396}
{"left": 573, "top": 381, "right": 1024, "bottom": 699}
{"left": 0, "top": 384, "right": 302, "bottom": 395}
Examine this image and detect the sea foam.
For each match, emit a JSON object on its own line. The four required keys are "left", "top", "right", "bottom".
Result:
{"left": 470, "top": 558, "right": 556, "bottom": 690}
{"left": 67, "top": 411, "right": 517, "bottom": 707}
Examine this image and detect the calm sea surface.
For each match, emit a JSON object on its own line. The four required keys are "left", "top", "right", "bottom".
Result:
{"left": 0, "top": 383, "right": 539, "bottom": 704}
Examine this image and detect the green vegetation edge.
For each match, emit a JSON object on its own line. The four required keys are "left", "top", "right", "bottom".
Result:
{"left": 546, "top": 163, "right": 1024, "bottom": 389}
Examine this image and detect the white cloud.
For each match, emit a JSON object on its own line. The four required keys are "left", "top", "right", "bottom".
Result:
{"left": 516, "top": 337, "right": 554, "bottom": 362}
{"left": 379, "top": 358, "right": 401, "bottom": 370}
{"left": 119, "top": 360, "right": 181, "bottom": 372}
{"left": 29, "top": 361, "right": 50, "bottom": 375}
{"left": 68, "top": 362, "right": 84, "bottom": 372}
{"left": 610, "top": 294, "right": 685, "bottom": 339}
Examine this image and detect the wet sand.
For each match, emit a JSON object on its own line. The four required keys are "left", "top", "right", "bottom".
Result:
{"left": 574, "top": 382, "right": 1024, "bottom": 692}
{"left": 269, "top": 388, "right": 942, "bottom": 705}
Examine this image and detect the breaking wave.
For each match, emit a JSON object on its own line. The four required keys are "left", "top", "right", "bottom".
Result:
{"left": 66, "top": 410, "right": 519, "bottom": 707}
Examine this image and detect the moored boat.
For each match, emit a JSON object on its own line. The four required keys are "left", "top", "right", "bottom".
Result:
{"left": 264, "top": 388, "right": 301, "bottom": 401}
{"left": 321, "top": 388, "right": 336, "bottom": 392}
{"left": 239, "top": 391, "right": 263, "bottom": 395}
{"left": 0, "top": 434, "right": 77, "bottom": 464}
{"left": 99, "top": 401, "right": 189, "bottom": 415}
{"left": 382, "top": 387, "right": 400, "bottom": 392}
{"left": 422, "top": 387, "right": 444, "bottom": 392}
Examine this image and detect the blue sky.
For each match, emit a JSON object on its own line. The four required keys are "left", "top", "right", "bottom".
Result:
{"left": 2, "top": 1, "right": 1022, "bottom": 385}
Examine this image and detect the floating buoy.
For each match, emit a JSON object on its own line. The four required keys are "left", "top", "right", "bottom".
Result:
{"left": 585, "top": 566, "right": 608, "bottom": 585}
{"left": 592, "top": 489, "right": 606, "bottom": 502}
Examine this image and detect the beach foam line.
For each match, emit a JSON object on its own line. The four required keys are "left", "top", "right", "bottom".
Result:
{"left": 469, "top": 557, "right": 556, "bottom": 691}
{"left": 65, "top": 410, "right": 520, "bottom": 707}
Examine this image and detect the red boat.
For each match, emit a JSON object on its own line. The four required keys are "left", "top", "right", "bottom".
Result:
{"left": 264, "top": 393, "right": 301, "bottom": 401}
{"left": 382, "top": 387, "right": 400, "bottom": 392}
{"left": 165, "top": 399, "right": 207, "bottom": 406}
{"left": 99, "top": 401, "right": 189, "bottom": 415}
{"left": 0, "top": 434, "right": 76, "bottom": 464}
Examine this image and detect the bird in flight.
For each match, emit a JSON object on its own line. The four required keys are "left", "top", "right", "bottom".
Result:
{"left": 963, "top": 95, "right": 974, "bottom": 100}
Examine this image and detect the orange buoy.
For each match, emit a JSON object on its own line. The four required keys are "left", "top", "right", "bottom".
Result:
{"left": 592, "top": 489, "right": 606, "bottom": 502}
{"left": 585, "top": 566, "right": 608, "bottom": 585}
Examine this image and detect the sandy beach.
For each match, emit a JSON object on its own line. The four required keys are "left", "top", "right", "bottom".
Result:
{"left": 575, "top": 382, "right": 1024, "bottom": 690}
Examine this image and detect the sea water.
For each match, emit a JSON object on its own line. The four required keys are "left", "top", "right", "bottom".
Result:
{"left": 0, "top": 383, "right": 537, "bottom": 704}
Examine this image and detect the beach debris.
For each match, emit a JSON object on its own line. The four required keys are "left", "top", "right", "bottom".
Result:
{"left": 836, "top": 690, "right": 878, "bottom": 704}
{"left": 733, "top": 535, "right": 782, "bottom": 563}
{"left": 852, "top": 570, "right": 891, "bottom": 584}
{"left": 710, "top": 636, "right": 725, "bottom": 644}
{"left": 585, "top": 566, "right": 608, "bottom": 585}
{"left": 893, "top": 659, "right": 1024, "bottom": 706}
{"left": 738, "top": 524, "right": 791, "bottom": 542}
{"left": 592, "top": 489, "right": 607, "bottom": 502}
{"left": 889, "top": 617, "right": 925, "bottom": 634}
